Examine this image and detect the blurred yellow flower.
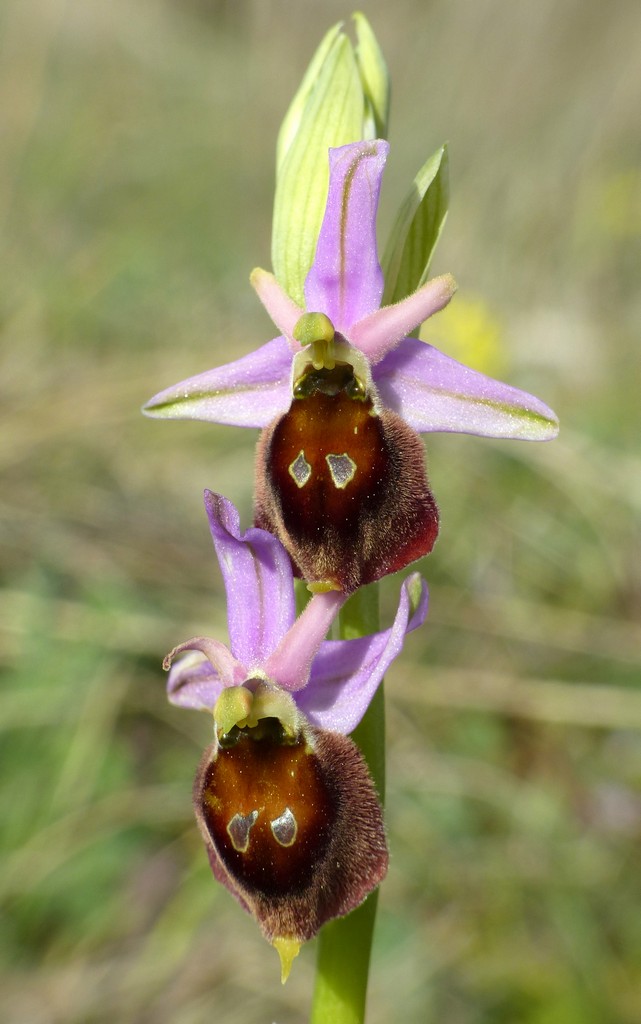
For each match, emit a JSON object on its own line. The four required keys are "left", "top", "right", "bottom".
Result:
{"left": 594, "top": 169, "right": 641, "bottom": 238}
{"left": 421, "top": 294, "right": 506, "bottom": 377}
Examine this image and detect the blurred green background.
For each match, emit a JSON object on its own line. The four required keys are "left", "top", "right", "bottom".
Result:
{"left": 2, "top": 1, "right": 640, "bottom": 1021}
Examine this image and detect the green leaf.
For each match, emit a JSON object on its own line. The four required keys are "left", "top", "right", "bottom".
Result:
{"left": 271, "top": 31, "right": 365, "bottom": 306}
{"left": 382, "top": 143, "right": 450, "bottom": 312}
{"left": 353, "top": 12, "right": 390, "bottom": 140}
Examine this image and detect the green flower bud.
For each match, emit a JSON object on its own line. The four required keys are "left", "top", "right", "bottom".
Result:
{"left": 271, "top": 15, "right": 390, "bottom": 307}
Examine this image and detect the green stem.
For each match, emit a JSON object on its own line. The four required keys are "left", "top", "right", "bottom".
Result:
{"left": 310, "top": 584, "right": 384, "bottom": 1024}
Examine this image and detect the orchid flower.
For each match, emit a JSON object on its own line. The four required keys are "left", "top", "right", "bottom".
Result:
{"left": 145, "top": 141, "right": 558, "bottom": 592}
{"left": 166, "top": 490, "right": 427, "bottom": 980}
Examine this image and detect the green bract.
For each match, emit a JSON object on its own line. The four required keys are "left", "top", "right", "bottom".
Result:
{"left": 353, "top": 12, "right": 390, "bottom": 140}
{"left": 382, "top": 143, "right": 450, "bottom": 312}
{"left": 271, "top": 15, "right": 391, "bottom": 306}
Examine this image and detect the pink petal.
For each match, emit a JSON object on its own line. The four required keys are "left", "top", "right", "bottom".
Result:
{"left": 166, "top": 653, "right": 226, "bottom": 712}
{"left": 250, "top": 268, "right": 304, "bottom": 349}
{"left": 298, "top": 573, "right": 428, "bottom": 733}
{"left": 164, "top": 636, "right": 247, "bottom": 711}
{"left": 350, "top": 274, "right": 457, "bottom": 363}
{"left": 263, "top": 591, "right": 347, "bottom": 692}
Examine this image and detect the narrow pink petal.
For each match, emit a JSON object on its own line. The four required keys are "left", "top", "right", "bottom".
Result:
{"left": 304, "top": 141, "right": 388, "bottom": 332}
{"left": 142, "top": 337, "right": 292, "bottom": 428}
{"left": 250, "top": 268, "right": 303, "bottom": 349}
{"left": 166, "top": 654, "right": 226, "bottom": 712}
{"left": 204, "top": 492, "right": 297, "bottom": 667}
{"left": 263, "top": 591, "right": 347, "bottom": 692}
{"left": 164, "top": 636, "right": 247, "bottom": 700}
{"left": 298, "top": 573, "right": 428, "bottom": 733}
{"left": 374, "top": 337, "right": 559, "bottom": 439}
{"left": 350, "top": 273, "right": 457, "bottom": 363}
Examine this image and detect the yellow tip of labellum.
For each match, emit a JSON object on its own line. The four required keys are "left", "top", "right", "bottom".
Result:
{"left": 307, "top": 579, "right": 342, "bottom": 594}
{"left": 273, "top": 936, "right": 301, "bottom": 983}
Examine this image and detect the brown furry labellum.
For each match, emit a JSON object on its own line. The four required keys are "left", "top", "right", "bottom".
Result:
{"left": 254, "top": 358, "right": 439, "bottom": 592}
{"left": 193, "top": 715, "right": 388, "bottom": 963}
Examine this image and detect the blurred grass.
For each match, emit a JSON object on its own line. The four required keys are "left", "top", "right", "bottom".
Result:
{"left": 1, "top": 0, "right": 641, "bottom": 1021}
